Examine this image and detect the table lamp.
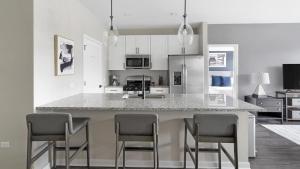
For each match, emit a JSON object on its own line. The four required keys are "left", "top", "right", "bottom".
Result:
{"left": 251, "top": 72, "right": 270, "bottom": 98}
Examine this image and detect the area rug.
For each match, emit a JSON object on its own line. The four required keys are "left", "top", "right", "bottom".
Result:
{"left": 262, "top": 124, "right": 300, "bottom": 145}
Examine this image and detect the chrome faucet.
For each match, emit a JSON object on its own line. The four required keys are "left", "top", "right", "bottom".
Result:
{"left": 142, "top": 75, "right": 146, "bottom": 99}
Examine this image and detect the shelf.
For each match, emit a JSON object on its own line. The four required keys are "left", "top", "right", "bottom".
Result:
{"left": 286, "top": 106, "right": 300, "bottom": 108}
{"left": 257, "top": 117, "right": 282, "bottom": 120}
{"left": 287, "top": 118, "right": 300, "bottom": 121}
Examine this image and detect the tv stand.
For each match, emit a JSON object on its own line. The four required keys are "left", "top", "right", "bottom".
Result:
{"left": 276, "top": 91, "right": 300, "bottom": 121}
{"left": 285, "top": 90, "right": 300, "bottom": 93}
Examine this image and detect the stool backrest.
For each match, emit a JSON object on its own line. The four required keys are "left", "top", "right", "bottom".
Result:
{"left": 115, "top": 114, "right": 158, "bottom": 136}
{"left": 26, "top": 113, "right": 72, "bottom": 135}
{"left": 193, "top": 114, "right": 238, "bottom": 137}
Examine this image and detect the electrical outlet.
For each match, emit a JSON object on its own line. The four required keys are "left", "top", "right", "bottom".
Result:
{"left": 0, "top": 141, "right": 10, "bottom": 148}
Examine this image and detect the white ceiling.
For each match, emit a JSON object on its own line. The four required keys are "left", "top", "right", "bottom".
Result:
{"left": 79, "top": 0, "right": 300, "bottom": 29}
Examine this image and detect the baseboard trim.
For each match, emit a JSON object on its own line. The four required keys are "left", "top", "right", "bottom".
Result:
{"left": 55, "top": 159, "right": 251, "bottom": 169}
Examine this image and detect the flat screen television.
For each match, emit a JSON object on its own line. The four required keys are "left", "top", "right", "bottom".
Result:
{"left": 283, "top": 64, "right": 300, "bottom": 90}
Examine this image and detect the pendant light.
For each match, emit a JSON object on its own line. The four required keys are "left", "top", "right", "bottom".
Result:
{"left": 177, "top": 0, "right": 194, "bottom": 47}
{"left": 103, "top": 0, "right": 119, "bottom": 46}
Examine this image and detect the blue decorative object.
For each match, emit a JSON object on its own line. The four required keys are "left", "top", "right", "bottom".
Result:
{"left": 221, "top": 76, "right": 231, "bottom": 86}
{"left": 212, "top": 76, "right": 222, "bottom": 86}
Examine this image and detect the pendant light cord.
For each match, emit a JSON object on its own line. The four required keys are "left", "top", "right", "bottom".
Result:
{"left": 183, "top": 0, "right": 187, "bottom": 28}
{"left": 110, "top": 0, "right": 113, "bottom": 30}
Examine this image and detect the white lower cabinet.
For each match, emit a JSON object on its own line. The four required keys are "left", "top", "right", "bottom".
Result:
{"left": 150, "top": 87, "right": 169, "bottom": 94}
{"left": 105, "top": 86, "right": 123, "bottom": 94}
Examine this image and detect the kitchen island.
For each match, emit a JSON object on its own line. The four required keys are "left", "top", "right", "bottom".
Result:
{"left": 36, "top": 93, "right": 262, "bottom": 169}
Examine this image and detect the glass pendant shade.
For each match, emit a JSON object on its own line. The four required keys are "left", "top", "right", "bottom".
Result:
{"left": 103, "top": 23, "right": 119, "bottom": 46}
{"left": 177, "top": 21, "right": 194, "bottom": 47}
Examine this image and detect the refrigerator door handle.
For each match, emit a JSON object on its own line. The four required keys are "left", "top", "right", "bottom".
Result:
{"left": 182, "top": 64, "right": 185, "bottom": 92}
{"left": 185, "top": 64, "right": 188, "bottom": 94}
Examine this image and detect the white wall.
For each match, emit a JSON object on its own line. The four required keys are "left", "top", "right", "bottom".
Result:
{"left": 208, "top": 23, "right": 300, "bottom": 98}
{"left": 0, "top": 0, "right": 34, "bottom": 168}
{"left": 34, "top": 0, "right": 107, "bottom": 106}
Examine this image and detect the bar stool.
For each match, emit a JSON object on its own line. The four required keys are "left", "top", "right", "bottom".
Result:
{"left": 114, "top": 114, "right": 159, "bottom": 169}
{"left": 184, "top": 114, "right": 238, "bottom": 169}
{"left": 26, "top": 113, "right": 90, "bottom": 169}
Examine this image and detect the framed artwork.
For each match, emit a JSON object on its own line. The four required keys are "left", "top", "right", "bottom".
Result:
{"left": 208, "top": 94, "right": 226, "bottom": 106}
{"left": 54, "top": 35, "right": 75, "bottom": 76}
{"left": 209, "top": 52, "right": 227, "bottom": 67}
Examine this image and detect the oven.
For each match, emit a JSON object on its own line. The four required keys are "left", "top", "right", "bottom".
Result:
{"left": 123, "top": 76, "right": 151, "bottom": 95}
{"left": 125, "top": 55, "right": 151, "bottom": 69}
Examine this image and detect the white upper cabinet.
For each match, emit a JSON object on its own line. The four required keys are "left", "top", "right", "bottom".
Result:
{"left": 124, "top": 36, "right": 136, "bottom": 54}
{"left": 108, "top": 36, "right": 126, "bottom": 70}
{"left": 151, "top": 35, "right": 168, "bottom": 70}
{"left": 168, "top": 35, "right": 184, "bottom": 55}
{"left": 125, "top": 35, "right": 150, "bottom": 54}
{"left": 168, "top": 35, "right": 199, "bottom": 55}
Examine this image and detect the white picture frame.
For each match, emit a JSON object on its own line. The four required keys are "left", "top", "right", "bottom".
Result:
{"left": 54, "top": 35, "right": 75, "bottom": 76}
{"left": 208, "top": 94, "right": 227, "bottom": 106}
{"left": 208, "top": 52, "right": 227, "bottom": 68}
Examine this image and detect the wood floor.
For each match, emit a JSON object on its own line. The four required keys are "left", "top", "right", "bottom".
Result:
{"left": 57, "top": 124, "right": 300, "bottom": 169}
{"left": 250, "top": 124, "right": 300, "bottom": 169}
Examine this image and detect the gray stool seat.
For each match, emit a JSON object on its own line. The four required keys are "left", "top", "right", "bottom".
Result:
{"left": 184, "top": 116, "right": 236, "bottom": 143}
{"left": 184, "top": 114, "right": 239, "bottom": 169}
{"left": 26, "top": 113, "right": 90, "bottom": 169}
{"left": 115, "top": 114, "right": 159, "bottom": 169}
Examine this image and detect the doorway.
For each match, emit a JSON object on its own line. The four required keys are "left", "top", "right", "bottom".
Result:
{"left": 207, "top": 44, "right": 239, "bottom": 98}
{"left": 83, "top": 35, "right": 106, "bottom": 93}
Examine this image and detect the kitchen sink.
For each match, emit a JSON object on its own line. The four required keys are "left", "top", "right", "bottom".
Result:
{"left": 122, "top": 94, "right": 165, "bottom": 99}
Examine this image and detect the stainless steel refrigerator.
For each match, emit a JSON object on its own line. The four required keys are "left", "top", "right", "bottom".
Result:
{"left": 169, "top": 54, "right": 204, "bottom": 94}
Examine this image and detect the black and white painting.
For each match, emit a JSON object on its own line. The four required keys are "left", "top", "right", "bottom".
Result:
{"left": 208, "top": 94, "right": 226, "bottom": 106}
{"left": 208, "top": 53, "right": 227, "bottom": 67}
{"left": 55, "top": 35, "right": 74, "bottom": 75}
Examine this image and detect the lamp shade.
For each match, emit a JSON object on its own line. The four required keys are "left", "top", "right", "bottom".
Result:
{"left": 251, "top": 72, "right": 270, "bottom": 85}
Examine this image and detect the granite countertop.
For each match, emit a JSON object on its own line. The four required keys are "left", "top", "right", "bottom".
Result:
{"left": 36, "top": 93, "right": 263, "bottom": 112}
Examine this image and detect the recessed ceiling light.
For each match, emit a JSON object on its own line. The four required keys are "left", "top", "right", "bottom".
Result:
{"left": 170, "top": 12, "right": 178, "bottom": 16}
{"left": 123, "top": 13, "right": 132, "bottom": 17}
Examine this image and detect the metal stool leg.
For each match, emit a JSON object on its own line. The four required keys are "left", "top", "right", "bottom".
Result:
{"left": 156, "top": 134, "right": 159, "bottom": 169}
{"left": 153, "top": 123, "right": 158, "bottom": 169}
{"left": 115, "top": 123, "right": 119, "bottom": 169}
{"left": 86, "top": 124, "right": 90, "bottom": 169}
{"left": 218, "top": 142, "right": 221, "bottom": 169}
{"left": 234, "top": 140, "right": 238, "bottom": 169}
{"left": 234, "top": 125, "right": 238, "bottom": 169}
{"left": 65, "top": 123, "right": 70, "bottom": 169}
{"left": 184, "top": 124, "right": 187, "bottom": 169}
{"left": 48, "top": 141, "right": 53, "bottom": 168}
{"left": 195, "top": 124, "right": 199, "bottom": 169}
{"left": 53, "top": 141, "right": 57, "bottom": 169}
{"left": 123, "top": 141, "right": 126, "bottom": 169}
{"left": 27, "top": 123, "right": 32, "bottom": 169}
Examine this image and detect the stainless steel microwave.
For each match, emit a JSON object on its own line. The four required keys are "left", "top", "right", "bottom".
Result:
{"left": 125, "top": 55, "right": 151, "bottom": 69}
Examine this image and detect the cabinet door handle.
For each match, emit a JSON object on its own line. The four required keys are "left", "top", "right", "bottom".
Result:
{"left": 182, "top": 47, "right": 186, "bottom": 54}
{"left": 110, "top": 89, "right": 118, "bottom": 92}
